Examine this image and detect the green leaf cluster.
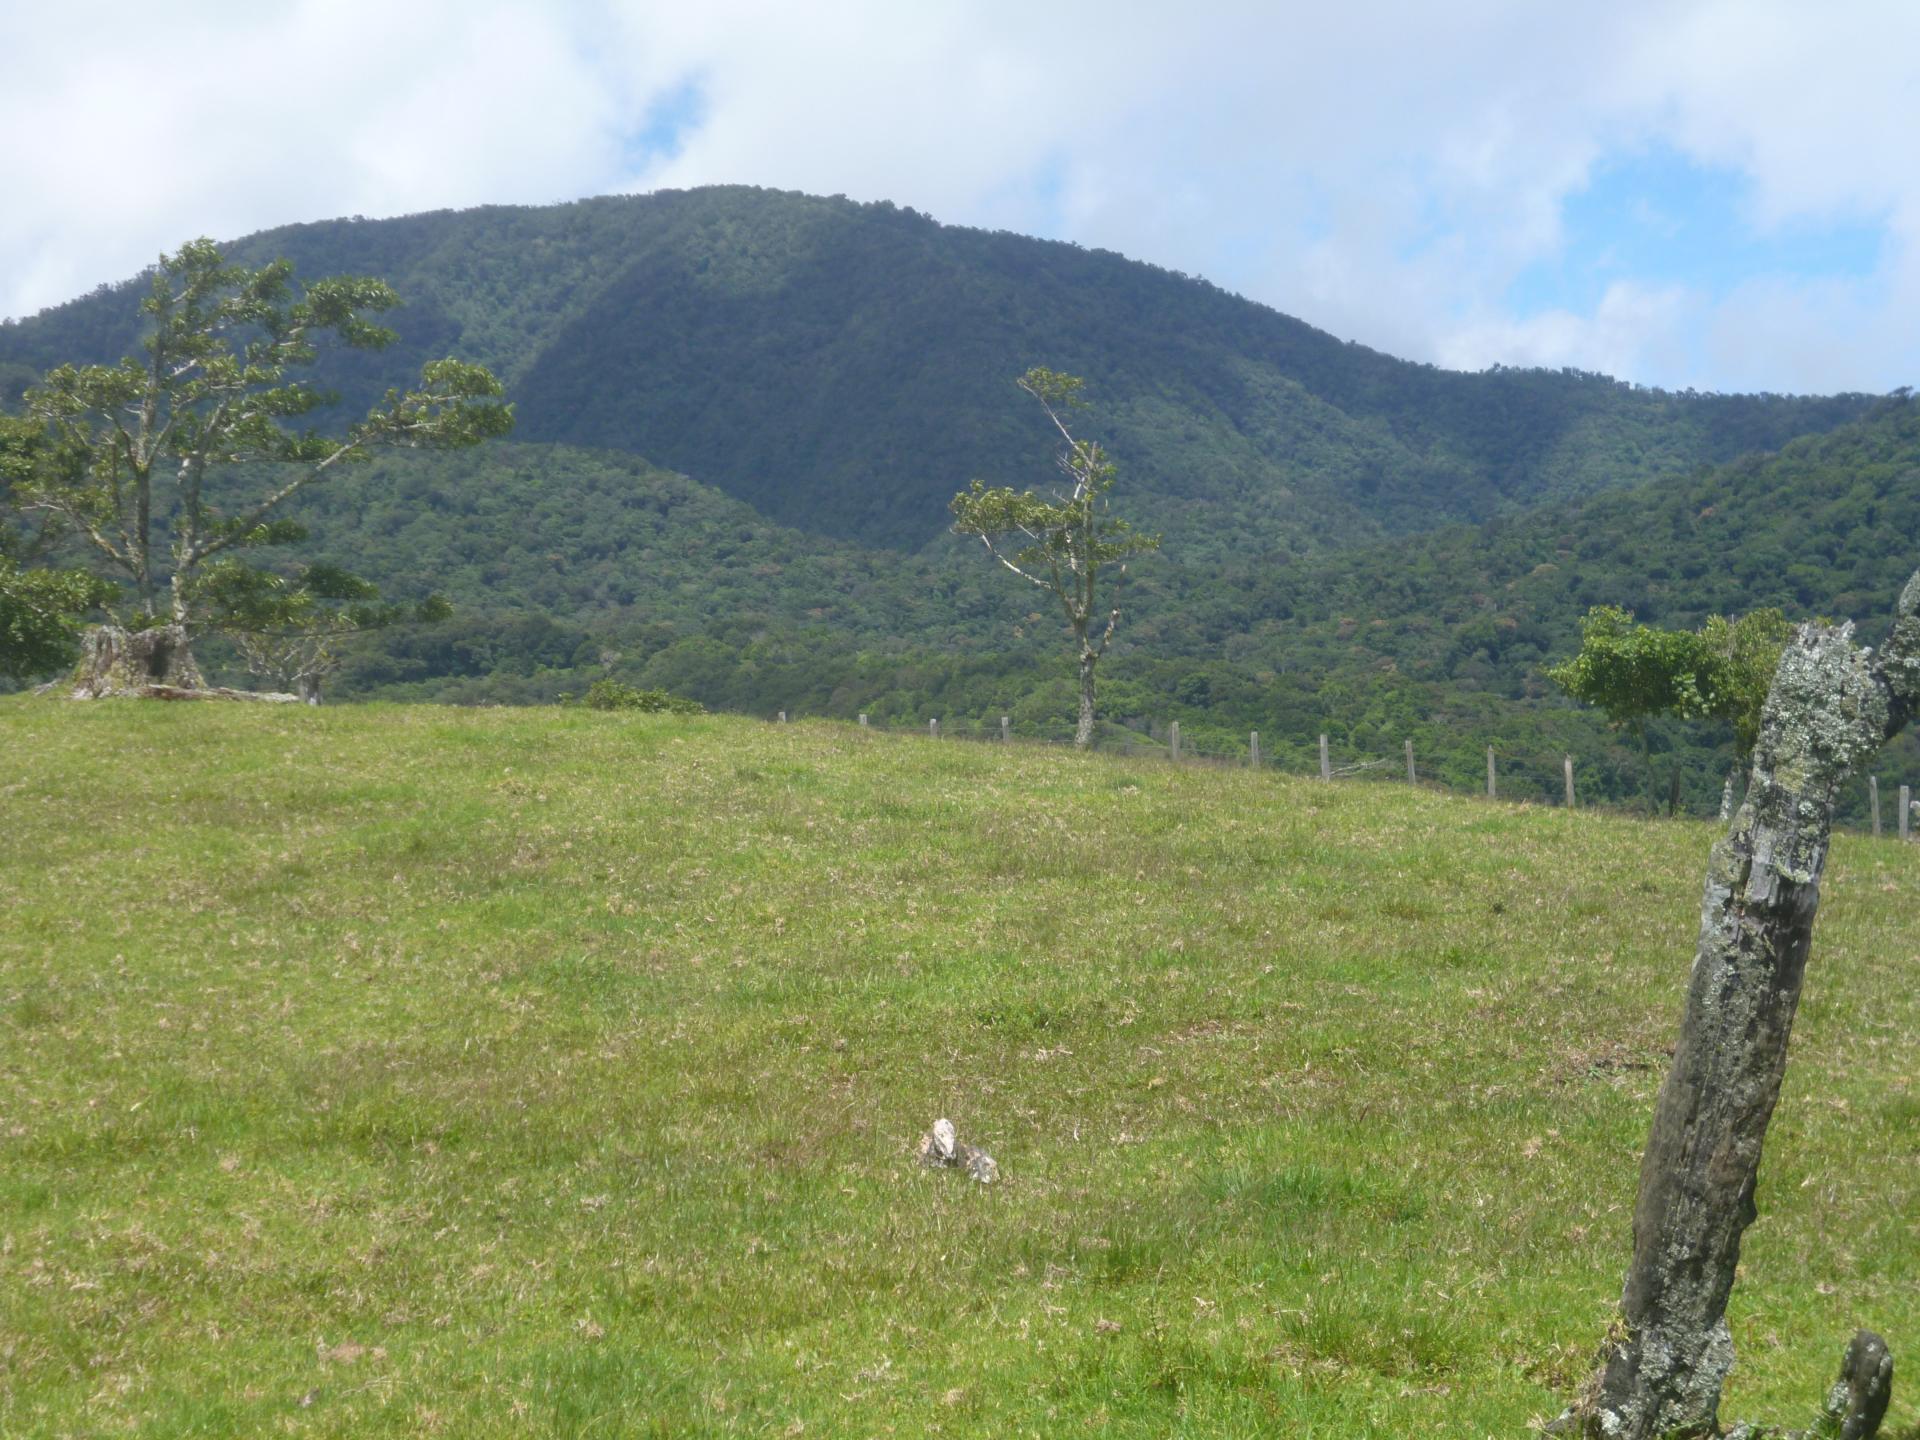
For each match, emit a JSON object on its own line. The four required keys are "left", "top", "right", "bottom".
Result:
{"left": 1547, "top": 606, "right": 1792, "bottom": 759}
{"left": 0, "top": 415, "right": 113, "bottom": 678}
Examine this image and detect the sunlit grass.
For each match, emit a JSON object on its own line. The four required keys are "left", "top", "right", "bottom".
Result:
{"left": 2, "top": 698, "right": 1915, "bottom": 1437}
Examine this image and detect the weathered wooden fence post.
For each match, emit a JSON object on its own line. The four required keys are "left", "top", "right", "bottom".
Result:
{"left": 1556, "top": 569, "right": 1920, "bottom": 1440}
{"left": 1249, "top": 731, "right": 1260, "bottom": 769}
{"left": 929, "top": 718, "right": 940, "bottom": 740}
{"left": 1869, "top": 774, "right": 1880, "bottom": 836}
{"left": 1902, "top": 784, "right": 1912, "bottom": 841}
{"left": 858, "top": 713, "right": 868, "bottom": 727}
{"left": 778, "top": 710, "right": 787, "bottom": 724}
{"left": 1319, "top": 733, "right": 1331, "bottom": 782}
{"left": 1168, "top": 721, "right": 1181, "bottom": 762}
{"left": 1001, "top": 715, "right": 1010, "bottom": 744}
{"left": 1563, "top": 754, "right": 1576, "bottom": 809}
{"left": 1405, "top": 738, "right": 1416, "bottom": 785}
{"left": 1487, "top": 745, "right": 1496, "bottom": 799}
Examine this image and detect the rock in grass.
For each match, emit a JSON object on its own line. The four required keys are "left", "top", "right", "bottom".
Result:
{"left": 918, "top": 1118, "right": 997, "bottom": 1184}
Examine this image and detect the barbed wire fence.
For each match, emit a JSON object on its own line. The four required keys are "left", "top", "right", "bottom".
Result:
{"left": 762, "top": 707, "right": 1915, "bottom": 838}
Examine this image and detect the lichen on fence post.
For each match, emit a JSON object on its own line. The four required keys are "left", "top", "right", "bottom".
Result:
{"left": 1558, "top": 569, "right": 1920, "bottom": 1440}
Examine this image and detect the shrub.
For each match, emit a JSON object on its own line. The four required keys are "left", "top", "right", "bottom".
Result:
{"left": 564, "top": 678, "right": 703, "bottom": 714}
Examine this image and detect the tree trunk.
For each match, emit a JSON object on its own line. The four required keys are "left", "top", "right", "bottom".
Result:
{"left": 298, "top": 673, "right": 323, "bottom": 706}
{"left": 68, "top": 624, "right": 206, "bottom": 698}
{"left": 1075, "top": 649, "right": 1096, "bottom": 748}
{"left": 1562, "top": 573, "right": 1920, "bottom": 1439}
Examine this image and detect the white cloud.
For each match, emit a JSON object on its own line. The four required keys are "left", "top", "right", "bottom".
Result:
{"left": 2, "top": 0, "right": 1918, "bottom": 394}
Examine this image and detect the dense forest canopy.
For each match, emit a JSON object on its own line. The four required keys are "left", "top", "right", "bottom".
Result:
{"left": 1, "top": 187, "right": 1872, "bottom": 556}
{"left": 3, "top": 187, "right": 1912, "bottom": 812}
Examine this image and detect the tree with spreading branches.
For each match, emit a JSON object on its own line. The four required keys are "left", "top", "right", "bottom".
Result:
{"left": 14, "top": 238, "right": 512, "bottom": 695}
{"left": 195, "top": 559, "right": 450, "bottom": 704}
{"left": 950, "top": 368, "right": 1158, "bottom": 747}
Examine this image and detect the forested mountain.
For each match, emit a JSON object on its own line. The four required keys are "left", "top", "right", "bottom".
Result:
{"left": 275, "top": 396, "right": 1919, "bottom": 814}
{"left": 0, "top": 187, "right": 1872, "bottom": 557}
{"left": 3, "top": 187, "right": 1912, "bottom": 811}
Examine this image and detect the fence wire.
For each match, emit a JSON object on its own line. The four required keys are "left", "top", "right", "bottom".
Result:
{"left": 762, "top": 709, "right": 1909, "bottom": 836}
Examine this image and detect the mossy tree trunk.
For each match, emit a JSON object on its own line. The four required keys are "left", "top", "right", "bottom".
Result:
{"left": 68, "top": 624, "right": 206, "bottom": 697}
{"left": 1560, "top": 572, "right": 1919, "bottom": 1439}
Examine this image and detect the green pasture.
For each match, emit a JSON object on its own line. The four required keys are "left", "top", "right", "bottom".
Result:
{"left": 2, "top": 700, "right": 1914, "bottom": 1437}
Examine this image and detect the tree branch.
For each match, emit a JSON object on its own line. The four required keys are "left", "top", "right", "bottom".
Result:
{"left": 977, "top": 536, "right": 1052, "bottom": 591}
{"left": 190, "top": 439, "right": 360, "bottom": 564}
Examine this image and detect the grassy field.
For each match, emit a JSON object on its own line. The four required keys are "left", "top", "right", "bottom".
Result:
{"left": 1, "top": 699, "right": 1915, "bottom": 1438}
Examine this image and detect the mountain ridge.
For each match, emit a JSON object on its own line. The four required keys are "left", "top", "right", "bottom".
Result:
{"left": 0, "top": 186, "right": 1876, "bottom": 555}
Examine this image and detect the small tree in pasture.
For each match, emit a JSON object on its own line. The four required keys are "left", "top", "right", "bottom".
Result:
{"left": 950, "top": 368, "right": 1158, "bottom": 747}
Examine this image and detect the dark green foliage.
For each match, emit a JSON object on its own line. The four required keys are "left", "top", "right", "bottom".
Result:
{"left": 1547, "top": 607, "right": 1791, "bottom": 758}
{"left": 0, "top": 188, "right": 1872, "bottom": 557}
{"left": 195, "top": 557, "right": 450, "bottom": 696}
{"left": 563, "top": 678, "right": 702, "bottom": 713}
{"left": 0, "top": 557, "right": 112, "bottom": 680}
{"left": 0, "top": 415, "right": 113, "bottom": 678}
{"left": 205, "top": 394, "right": 1920, "bottom": 813}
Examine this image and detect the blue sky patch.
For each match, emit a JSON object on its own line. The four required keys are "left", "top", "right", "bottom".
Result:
{"left": 1506, "top": 144, "right": 1886, "bottom": 314}
{"left": 623, "top": 77, "right": 708, "bottom": 170}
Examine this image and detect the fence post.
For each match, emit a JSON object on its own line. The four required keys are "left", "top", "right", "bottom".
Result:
{"left": 1169, "top": 721, "right": 1181, "bottom": 762}
{"left": 1001, "top": 715, "right": 1010, "bottom": 744}
{"left": 1564, "top": 755, "right": 1576, "bottom": 809}
{"left": 1870, "top": 775, "right": 1880, "bottom": 837}
{"left": 1405, "top": 739, "right": 1416, "bottom": 785}
{"left": 858, "top": 713, "right": 868, "bottom": 727}
{"left": 1902, "top": 785, "right": 1912, "bottom": 842}
{"left": 1720, "top": 771, "right": 1737, "bottom": 823}
{"left": 1250, "top": 731, "right": 1260, "bottom": 769}
{"left": 778, "top": 710, "right": 787, "bottom": 724}
{"left": 1487, "top": 745, "right": 1496, "bottom": 799}
{"left": 1319, "top": 733, "right": 1331, "bottom": 782}
{"left": 930, "top": 718, "right": 940, "bottom": 740}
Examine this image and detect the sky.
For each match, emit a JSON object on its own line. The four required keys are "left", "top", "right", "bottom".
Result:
{"left": 2, "top": 1, "right": 1916, "bottom": 396}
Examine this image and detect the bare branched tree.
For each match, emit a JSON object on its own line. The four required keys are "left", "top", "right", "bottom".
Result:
{"left": 950, "top": 368, "right": 1158, "bottom": 747}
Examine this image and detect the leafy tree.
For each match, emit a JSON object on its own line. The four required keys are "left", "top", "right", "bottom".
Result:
{"left": 13, "top": 238, "right": 511, "bottom": 687}
{"left": 951, "top": 369, "right": 1159, "bottom": 747}
{"left": 1547, "top": 605, "right": 1793, "bottom": 808}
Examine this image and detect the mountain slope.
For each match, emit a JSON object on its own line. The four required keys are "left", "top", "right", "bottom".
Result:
{"left": 1195, "top": 391, "right": 1920, "bottom": 692}
{"left": 0, "top": 187, "right": 1875, "bottom": 555}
